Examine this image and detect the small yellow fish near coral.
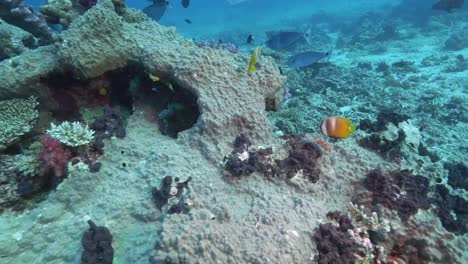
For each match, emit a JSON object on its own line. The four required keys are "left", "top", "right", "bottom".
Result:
{"left": 247, "top": 47, "right": 261, "bottom": 73}
{"left": 149, "top": 73, "right": 160, "bottom": 82}
{"left": 98, "top": 87, "right": 108, "bottom": 96}
{"left": 320, "top": 117, "right": 356, "bottom": 139}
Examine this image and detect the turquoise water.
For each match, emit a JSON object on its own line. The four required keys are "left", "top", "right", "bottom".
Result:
{"left": 0, "top": 0, "right": 467, "bottom": 263}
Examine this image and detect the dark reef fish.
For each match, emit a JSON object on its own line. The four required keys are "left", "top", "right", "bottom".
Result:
{"left": 432, "top": 0, "right": 464, "bottom": 12}
{"left": 143, "top": 0, "right": 169, "bottom": 21}
{"left": 247, "top": 34, "right": 254, "bottom": 44}
{"left": 182, "top": 0, "right": 190, "bottom": 8}
{"left": 286, "top": 50, "right": 332, "bottom": 69}
{"left": 79, "top": 0, "right": 97, "bottom": 8}
{"left": 266, "top": 31, "right": 309, "bottom": 50}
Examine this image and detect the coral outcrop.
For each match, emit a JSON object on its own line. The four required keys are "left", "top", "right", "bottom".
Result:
{"left": 0, "top": 0, "right": 286, "bottom": 162}
{"left": 0, "top": 18, "right": 35, "bottom": 60}
{"left": 0, "top": 0, "right": 53, "bottom": 43}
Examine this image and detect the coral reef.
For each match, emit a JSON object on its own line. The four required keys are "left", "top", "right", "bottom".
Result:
{"left": 365, "top": 169, "right": 430, "bottom": 221}
{"left": 0, "top": 0, "right": 285, "bottom": 163}
{"left": 0, "top": 0, "right": 53, "bottom": 43}
{"left": 39, "top": 0, "right": 82, "bottom": 29}
{"left": 40, "top": 0, "right": 125, "bottom": 29}
{"left": 81, "top": 220, "right": 114, "bottom": 264}
{"left": 0, "top": 96, "right": 38, "bottom": 151}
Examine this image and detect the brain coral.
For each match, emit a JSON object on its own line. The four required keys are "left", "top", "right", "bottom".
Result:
{"left": 0, "top": 96, "right": 38, "bottom": 150}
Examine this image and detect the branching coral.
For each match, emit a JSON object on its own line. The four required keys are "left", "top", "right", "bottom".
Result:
{"left": 0, "top": 96, "right": 38, "bottom": 151}
{"left": 47, "top": 121, "right": 95, "bottom": 147}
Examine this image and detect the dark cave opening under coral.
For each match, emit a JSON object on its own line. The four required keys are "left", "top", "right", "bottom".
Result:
{"left": 41, "top": 64, "right": 200, "bottom": 140}
{"left": 133, "top": 68, "right": 200, "bottom": 138}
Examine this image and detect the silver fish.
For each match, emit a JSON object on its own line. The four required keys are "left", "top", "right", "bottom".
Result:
{"left": 286, "top": 50, "right": 331, "bottom": 69}
{"left": 143, "top": 0, "right": 169, "bottom": 21}
{"left": 266, "top": 31, "right": 308, "bottom": 50}
{"left": 432, "top": 0, "right": 464, "bottom": 12}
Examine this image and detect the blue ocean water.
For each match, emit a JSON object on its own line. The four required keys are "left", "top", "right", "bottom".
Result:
{"left": 1, "top": 0, "right": 467, "bottom": 263}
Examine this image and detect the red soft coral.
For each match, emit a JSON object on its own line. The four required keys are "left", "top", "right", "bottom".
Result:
{"left": 41, "top": 135, "right": 72, "bottom": 177}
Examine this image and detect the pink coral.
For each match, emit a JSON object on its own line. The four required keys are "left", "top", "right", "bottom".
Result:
{"left": 41, "top": 135, "right": 72, "bottom": 177}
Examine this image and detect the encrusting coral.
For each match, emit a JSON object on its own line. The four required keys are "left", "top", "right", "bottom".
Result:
{"left": 0, "top": 96, "right": 38, "bottom": 151}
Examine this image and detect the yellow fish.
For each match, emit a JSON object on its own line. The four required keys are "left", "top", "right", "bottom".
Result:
{"left": 247, "top": 47, "right": 261, "bottom": 73}
{"left": 320, "top": 117, "right": 356, "bottom": 139}
{"left": 98, "top": 87, "right": 108, "bottom": 96}
{"left": 149, "top": 73, "right": 160, "bottom": 82}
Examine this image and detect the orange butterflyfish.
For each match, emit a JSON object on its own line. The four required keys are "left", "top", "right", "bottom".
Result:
{"left": 320, "top": 117, "right": 356, "bottom": 139}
